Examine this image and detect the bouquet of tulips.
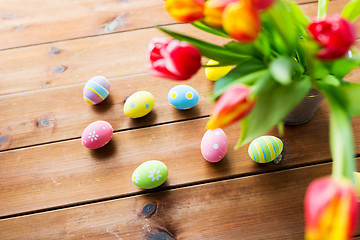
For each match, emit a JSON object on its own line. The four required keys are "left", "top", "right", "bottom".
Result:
{"left": 147, "top": 0, "right": 360, "bottom": 239}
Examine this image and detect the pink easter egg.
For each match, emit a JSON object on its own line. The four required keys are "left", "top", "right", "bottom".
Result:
{"left": 81, "top": 121, "right": 113, "bottom": 149}
{"left": 201, "top": 128, "right": 228, "bottom": 163}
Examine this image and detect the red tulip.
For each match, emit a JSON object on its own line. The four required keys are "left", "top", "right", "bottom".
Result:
{"left": 246, "top": 0, "right": 276, "bottom": 11}
{"left": 305, "top": 177, "right": 358, "bottom": 240}
{"left": 148, "top": 38, "right": 202, "bottom": 80}
{"left": 204, "top": 0, "right": 237, "bottom": 27}
{"left": 222, "top": 2, "right": 261, "bottom": 42}
{"left": 207, "top": 85, "right": 255, "bottom": 129}
{"left": 165, "top": 0, "right": 205, "bottom": 23}
{"left": 308, "top": 16, "right": 357, "bottom": 60}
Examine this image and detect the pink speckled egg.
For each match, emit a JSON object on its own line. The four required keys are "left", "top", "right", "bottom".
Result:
{"left": 81, "top": 121, "right": 113, "bottom": 149}
{"left": 201, "top": 128, "right": 228, "bottom": 163}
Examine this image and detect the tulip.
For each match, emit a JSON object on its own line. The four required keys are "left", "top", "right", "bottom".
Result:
{"left": 204, "top": 0, "right": 237, "bottom": 27}
{"left": 246, "top": 0, "right": 276, "bottom": 11}
{"left": 308, "top": 16, "right": 356, "bottom": 60}
{"left": 205, "top": 59, "right": 232, "bottom": 81}
{"left": 207, "top": 85, "right": 255, "bottom": 130}
{"left": 148, "top": 38, "right": 202, "bottom": 80}
{"left": 223, "top": 2, "right": 261, "bottom": 42}
{"left": 165, "top": 0, "right": 205, "bottom": 23}
{"left": 305, "top": 177, "right": 358, "bottom": 240}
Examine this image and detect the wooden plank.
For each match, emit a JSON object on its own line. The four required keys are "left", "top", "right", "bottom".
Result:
{"left": 0, "top": 0, "right": 328, "bottom": 50}
{"left": 0, "top": 160, "right": 359, "bottom": 239}
{"left": 0, "top": 106, "right": 359, "bottom": 218}
{"left": 0, "top": 0, "right": 357, "bottom": 95}
{"left": 0, "top": 0, "right": 174, "bottom": 50}
{"left": 1, "top": 56, "right": 360, "bottom": 151}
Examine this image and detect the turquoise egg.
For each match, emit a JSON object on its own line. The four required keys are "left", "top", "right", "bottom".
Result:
{"left": 248, "top": 136, "right": 283, "bottom": 163}
{"left": 168, "top": 85, "right": 199, "bottom": 110}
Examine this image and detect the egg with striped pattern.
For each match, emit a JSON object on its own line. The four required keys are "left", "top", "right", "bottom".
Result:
{"left": 83, "top": 76, "right": 110, "bottom": 105}
{"left": 248, "top": 136, "right": 283, "bottom": 163}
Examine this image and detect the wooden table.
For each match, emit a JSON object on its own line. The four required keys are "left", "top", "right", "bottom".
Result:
{"left": 0, "top": 0, "right": 359, "bottom": 239}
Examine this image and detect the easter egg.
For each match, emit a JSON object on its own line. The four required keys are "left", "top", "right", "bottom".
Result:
{"left": 248, "top": 136, "right": 283, "bottom": 163}
{"left": 81, "top": 120, "right": 113, "bottom": 149}
{"left": 132, "top": 160, "right": 168, "bottom": 189}
{"left": 168, "top": 85, "right": 199, "bottom": 110}
{"left": 201, "top": 128, "right": 228, "bottom": 163}
{"left": 124, "top": 91, "right": 155, "bottom": 118}
{"left": 205, "top": 59, "right": 232, "bottom": 81}
{"left": 83, "top": 76, "right": 110, "bottom": 105}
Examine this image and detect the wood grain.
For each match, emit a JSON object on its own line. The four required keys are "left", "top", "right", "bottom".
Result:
{"left": 1, "top": 104, "right": 359, "bottom": 218}
{"left": 0, "top": 0, "right": 330, "bottom": 50}
{"left": 0, "top": 160, "right": 359, "bottom": 239}
{"left": 1, "top": 57, "right": 360, "bottom": 151}
{"left": 0, "top": 0, "right": 357, "bottom": 95}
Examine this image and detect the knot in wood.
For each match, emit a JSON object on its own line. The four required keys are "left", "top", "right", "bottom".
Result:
{"left": 54, "top": 65, "right": 67, "bottom": 73}
{"left": 151, "top": 232, "right": 174, "bottom": 240}
{"left": 142, "top": 203, "right": 156, "bottom": 217}
{"left": 37, "top": 119, "right": 50, "bottom": 127}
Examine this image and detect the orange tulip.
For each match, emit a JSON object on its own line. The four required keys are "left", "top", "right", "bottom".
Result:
{"left": 305, "top": 177, "right": 358, "bottom": 240}
{"left": 207, "top": 85, "right": 255, "bottom": 130}
{"left": 223, "top": 2, "right": 261, "bottom": 42}
{"left": 204, "top": 0, "right": 237, "bottom": 27}
{"left": 165, "top": 0, "right": 205, "bottom": 23}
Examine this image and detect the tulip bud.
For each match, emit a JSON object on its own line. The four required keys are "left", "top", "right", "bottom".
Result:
{"left": 308, "top": 16, "right": 357, "bottom": 60}
{"left": 246, "top": 0, "right": 276, "bottom": 11}
{"left": 305, "top": 177, "right": 358, "bottom": 240}
{"left": 205, "top": 59, "right": 232, "bottom": 81}
{"left": 148, "top": 38, "right": 202, "bottom": 81}
{"left": 207, "top": 85, "right": 255, "bottom": 130}
{"left": 165, "top": 0, "right": 205, "bottom": 23}
{"left": 204, "top": 0, "right": 237, "bottom": 27}
{"left": 223, "top": 2, "right": 261, "bottom": 42}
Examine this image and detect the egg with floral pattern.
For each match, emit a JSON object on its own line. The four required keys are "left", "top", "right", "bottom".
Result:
{"left": 132, "top": 160, "right": 168, "bottom": 189}
{"left": 81, "top": 121, "right": 113, "bottom": 149}
{"left": 201, "top": 128, "right": 228, "bottom": 163}
{"left": 124, "top": 91, "right": 155, "bottom": 118}
{"left": 168, "top": 85, "right": 199, "bottom": 110}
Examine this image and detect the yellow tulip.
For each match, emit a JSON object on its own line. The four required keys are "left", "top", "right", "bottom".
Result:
{"left": 205, "top": 60, "right": 232, "bottom": 81}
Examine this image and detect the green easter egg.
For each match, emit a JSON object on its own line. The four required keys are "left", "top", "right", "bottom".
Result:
{"left": 132, "top": 160, "right": 168, "bottom": 189}
{"left": 248, "top": 136, "right": 283, "bottom": 163}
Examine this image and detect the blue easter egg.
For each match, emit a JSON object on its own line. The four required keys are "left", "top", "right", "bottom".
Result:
{"left": 168, "top": 85, "right": 199, "bottom": 110}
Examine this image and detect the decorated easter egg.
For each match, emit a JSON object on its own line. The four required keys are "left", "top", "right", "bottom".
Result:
{"left": 205, "top": 59, "right": 232, "bottom": 81}
{"left": 168, "top": 85, "right": 199, "bottom": 110}
{"left": 83, "top": 76, "right": 110, "bottom": 105}
{"left": 201, "top": 128, "right": 228, "bottom": 163}
{"left": 132, "top": 160, "right": 168, "bottom": 189}
{"left": 81, "top": 120, "right": 113, "bottom": 149}
{"left": 124, "top": 91, "right": 155, "bottom": 118}
{"left": 248, "top": 136, "right": 283, "bottom": 163}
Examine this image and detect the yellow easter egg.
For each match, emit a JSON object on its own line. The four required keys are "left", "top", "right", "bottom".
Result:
{"left": 124, "top": 91, "right": 155, "bottom": 118}
{"left": 205, "top": 60, "right": 232, "bottom": 81}
{"left": 353, "top": 172, "right": 360, "bottom": 199}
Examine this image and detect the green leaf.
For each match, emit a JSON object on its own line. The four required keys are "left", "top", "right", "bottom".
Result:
{"left": 322, "top": 75, "right": 341, "bottom": 87}
{"left": 318, "top": 0, "right": 329, "bottom": 19}
{"left": 269, "top": 57, "right": 304, "bottom": 85}
{"left": 157, "top": 26, "right": 250, "bottom": 65}
{"left": 212, "top": 59, "right": 266, "bottom": 99}
{"left": 319, "top": 83, "right": 355, "bottom": 180}
{"left": 342, "top": 0, "right": 360, "bottom": 22}
{"left": 328, "top": 55, "right": 360, "bottom": 79}
{"left": 191, "top": 21, "right": 230, "bottom": 39}
{"left": 224, "top": 41, "right": 262, "bottom": 59}
{"left": 339, "top": 81, "right": 360, "bottom": 116}
{"left": 236, "top": 76, "right": 311, "bottom": 147}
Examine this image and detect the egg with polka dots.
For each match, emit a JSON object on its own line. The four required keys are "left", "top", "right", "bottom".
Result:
{"left": 201, "top": 128, "right": 228, "bottom": 163}
{"left": 168, "top": 85, "right": 199, "bottom": 110}
{"left": 124, "top": 91, "right": 155, "bottom": 118}
{"left": 81, "top": 120, "right": 113, "bottom": 149}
